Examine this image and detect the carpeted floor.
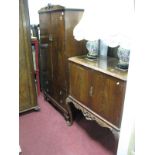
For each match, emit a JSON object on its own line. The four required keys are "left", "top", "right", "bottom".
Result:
{"left": 19, "top": 94, "right": 117, "bottom": 155}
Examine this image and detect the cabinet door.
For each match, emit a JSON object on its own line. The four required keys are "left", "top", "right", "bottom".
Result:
{"left": 108, "top": 78, "right": 126, "bottom": 127}
{"left": 90, "top": 71, "right": 109, "bottom": 117}
{"left": 91, "top": 72, "right": 126, "bottom": 128}
{"left": 19, "top": 0, "right": 37, "bottom": 112}
{"left": 69, "top": 63, "right": 90, "bottom": 107}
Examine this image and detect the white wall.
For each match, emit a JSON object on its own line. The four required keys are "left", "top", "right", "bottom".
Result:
{"left": 117, "top": 1, "right": 155, "bottom": 155}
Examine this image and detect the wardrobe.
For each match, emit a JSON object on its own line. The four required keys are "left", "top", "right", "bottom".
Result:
{"left": 19, "top": 0, "right": 39, "bottom": 112}
{"left": 38, "top": 5, "right": 87, "bottom": 123}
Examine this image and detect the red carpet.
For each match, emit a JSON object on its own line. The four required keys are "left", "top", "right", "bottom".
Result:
{"left": 19, "top": 94, "right": 117, "bottom": 155}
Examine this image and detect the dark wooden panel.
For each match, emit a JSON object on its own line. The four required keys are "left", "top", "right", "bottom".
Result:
{"left": 69, "top": 63, "right": 90, "bottom": 107}
{"left": 108, "top": 78, "right": 126, "bottom": 127}
{"left": 91, "top": 71, "right": 126, "bottom": 128}
{"left": 19, "top": 0, "right": 37, "bottom": 112}
{"left": 39, "top": 13, "right": 51, "bottom": 35}
{"left": 40, "top": 71, "right": 52, "bottom": 94}
{"left": 90, "top": 71, "right": 109, "bottom": 117}
{"left": 50, "top": 11, "right": 65, "bottom": 88}
{"left": 39, "top": 43, "right": 53, "bottom": 90}
{"left": 39, "top": 45, "right": 49, "bottom": 71}
{"left": 47, "top": 11, "right": 66, "bottom": 105}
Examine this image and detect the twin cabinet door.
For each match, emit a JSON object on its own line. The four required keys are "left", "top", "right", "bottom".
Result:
{"left": 69, "top": 62, "right": 126, "bottom": 128}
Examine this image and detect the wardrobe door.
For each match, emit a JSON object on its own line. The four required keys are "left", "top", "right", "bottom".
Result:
{"left": 19, "top": 0, "right": 37, "bottom": 112}
{"left": 39, "top": 13, "right": 52, "bottom": 91}
{"left": 50, "top": 11, "right": 65, "bottom": 100}
{"left": 39, "top": 13, "right": 51, "bottom": 36}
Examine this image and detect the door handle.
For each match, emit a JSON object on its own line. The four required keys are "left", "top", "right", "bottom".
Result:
{"left": 89, "top": 86, "right": 93, "bottom": 96}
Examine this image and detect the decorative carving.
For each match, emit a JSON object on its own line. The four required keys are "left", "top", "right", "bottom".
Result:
{"left": 72, "top": 101, "right": 113, "bottom": 130}
{"left": 38, "top": 5, "right": 65, "bottom": 13}
{"left": 66, "top": 96, "right": 120, "bottom": 139}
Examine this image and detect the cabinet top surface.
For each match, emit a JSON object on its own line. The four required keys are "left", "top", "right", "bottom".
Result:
{"left": 68, "top": 55, "right": 128, "bottom": 81}
{"left": 38, "top": 5, "right": 84, "bottom": 13}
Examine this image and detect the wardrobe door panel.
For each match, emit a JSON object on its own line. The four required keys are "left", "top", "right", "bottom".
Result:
{"left": 50, "top": 11, "right": 65, "bottom": 89}
{"left": 39, "top": 13, "right": 51, "bottom": 35}
{"left": 19, "top": 0, "right": 37, "bottom": 112}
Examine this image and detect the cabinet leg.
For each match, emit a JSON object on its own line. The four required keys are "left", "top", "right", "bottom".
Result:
{"left": 66, "top": 120, "right": 72, "bottom": 126}
{"left": 65, "top": 97, "right": 73, "bottom": 126}
{"left": 34, "top": 106, "right": 40, "bottom": 111}
{"left": 44, "top": 94, "right": 50, "bottom": 102}
{"left": 111, "top": 129, "right": 120, "bottom": 141}
{"left": 64, "top": 113, "right": 72, "bottom": 126}
{"left": 44, "top": 94, "right": 47, "bottom": 101}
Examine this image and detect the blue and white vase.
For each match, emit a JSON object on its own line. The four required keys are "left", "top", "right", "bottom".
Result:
{"left": 86, "top": 40, "right": 99, "bottom": 59}
{"left": 117, "top": 46, "right": 130, "bottom": 69}
{"left": 99, "top": 40, "right": 108, "bottom": 57}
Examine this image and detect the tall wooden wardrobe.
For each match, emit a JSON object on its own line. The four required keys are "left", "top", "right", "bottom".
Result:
{"left": 19, "top": 0, "right": 39, "bottom": 112}
{"left": 38, "top": 5, "right": 87, "bottom": 123}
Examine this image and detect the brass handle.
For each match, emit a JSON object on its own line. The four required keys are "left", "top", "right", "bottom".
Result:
{"left": 60, "top": 90, "right": 63, "bottom": 95}
{"left": 59, "top": 12, "right": 64, "bottom": 20}
{"left": 89, "top": 86, "right": 93, "bottom": 96}
{"left": 116, "top": 82, "right": 120, "bottom": 85}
